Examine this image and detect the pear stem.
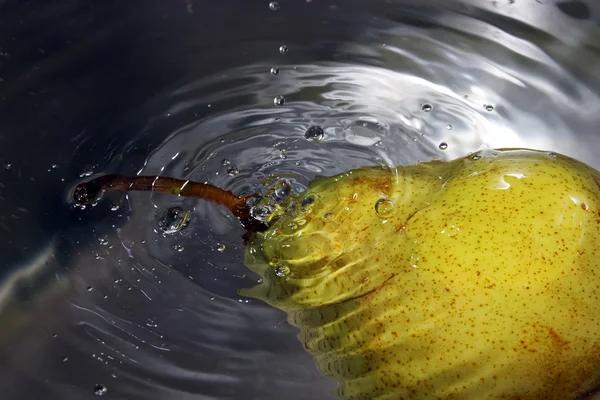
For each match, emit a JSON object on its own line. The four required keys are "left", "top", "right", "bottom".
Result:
{"left": 73, "top": 174, "right": 260, "bottom": 221}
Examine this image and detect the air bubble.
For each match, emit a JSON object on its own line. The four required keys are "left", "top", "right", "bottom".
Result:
{"left": 485, "top": 104, "right": 494, "bottom": 112}
{"left": 272, "top": 179, "right": 292, "bottom": 202}
{"left": 439, "top": 142, "right": 448, "bottom": 150}
{"left": 275, "top": 265, "right": 290, "bottom": 277}
{"left": 273, "top": 95, "right": 285, "bottom": 106}
{"left": 156, "top": 207, "right": 191, "bottom": 235}
{"left": 421, "top": 104, "right": 432, "bottom": 112}
{"left": 227, "top": 166, "right": 239, "bottom": 176}
{"left": 250, "top": 205, "right": 273, "bottom": 223}
{"left": 304, "top": 125, "right": 324, "bottom": 142}
{"left": 375, "top": 198, "right": 396, "bottom": 218}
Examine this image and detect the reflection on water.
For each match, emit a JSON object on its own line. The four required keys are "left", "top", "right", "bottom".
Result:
{"left": 0, "top": 0, "right": 599, "bottom": 399}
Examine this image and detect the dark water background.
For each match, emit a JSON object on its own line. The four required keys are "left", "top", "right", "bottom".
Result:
{"left": 0, "top": 0, "right": 599, "bottom": 398}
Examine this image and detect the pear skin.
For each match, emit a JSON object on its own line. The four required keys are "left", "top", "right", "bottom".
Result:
{"left": 241, "top": 149, "right": 600, "bottom": 399}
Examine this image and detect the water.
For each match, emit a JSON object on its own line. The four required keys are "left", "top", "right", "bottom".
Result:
{"left": 0, "top": 0, "right": 599, "bottom": 399}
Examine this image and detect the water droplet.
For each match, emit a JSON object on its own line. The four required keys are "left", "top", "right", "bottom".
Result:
{"left": 270, "top": 66, "right": 279, "bottom": 75}
{"left": 51, "top": 164, "right": 58, "bottom": 169}
{"left": 62, "top": 357, "right": 68, "bottom": 362}
{"left": 446, "top": 124, "right": 453, "bottom": 130}
{"left": 250, "top": 205, "right": 273, "bottom": 223}
{"left": 156, "top": 207, "right": 191, "bottom": 235}
{"left": 269, "top": 1, "right": 280, "bottom": 10}
{"left": 4, "top": 162, "right": 12, "bottom": 170}
{"left": 110, "top": 203, "right": 119, "bottom": 211}
{"left": 94, "top": 384, "right": 107, "bottom": 396}
{"left": 273, "top": 95, "right": 285, "bottom": 106}
{"left": 472, "top": 154, "right": 481, "bottom": 160}
{"left": 227, "top": 166, "right": 239, "bottom": 176}
{"left": 375, "top": 198, "right": 396, "bottom": 218}
{"left": 279, "top": 45, "right": 288, "bottom": 54}
{"left": 87, "top": 286, "right": 93, "bottom": 292}
{"left": 79, "top": 167, "right": 94, "bottom": 177}
{"left": 280, "top": 150, "right": 287, "bottom": 159}
{"left": 485, "top": 104, "right": 494, "bottom": 112}
{"left": 275, "top": 265, "right": 290, "bottom": 277}
{"left": 323, "top": 212, "right": 333, "bottom": 220}
{"left": 421, "top": 104, "right": 432, "bottom": 112}
{"left": 210, "top": 296, "right": 215, "bottom": 301}
{"left": 273, "top": 179, "right": 292, "bottom": 202}
{"left": 439, "top": 142, "right": 448, "bottom": 150}
{"left": 173, "top": 244, "right": 185, "bottom": 252}
{"left": 548, "top": 151, "right": 557, "bottom": 159}
{"left": 304, "top": 125, "right": 324, "bottom": 142}
{"left": 217, "top": 243, "right": 226, "bottom": 252}
{"left": 222, "top": 158, "right": 231, "bottom": 166}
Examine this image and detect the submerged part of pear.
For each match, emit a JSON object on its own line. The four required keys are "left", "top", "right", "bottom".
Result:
{"left": 241, "top": 149, "right": 600, "bottom": 399}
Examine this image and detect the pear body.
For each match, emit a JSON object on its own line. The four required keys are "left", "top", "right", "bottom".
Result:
{"left": 241, "top": 149, "right": 600, "bottom": 399}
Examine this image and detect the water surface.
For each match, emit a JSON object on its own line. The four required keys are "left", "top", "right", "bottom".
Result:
{"left": 0, "top": 0, "right": 599, "bottom": 398}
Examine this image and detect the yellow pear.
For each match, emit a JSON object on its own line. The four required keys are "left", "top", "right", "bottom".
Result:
{"left": 241, "top": 148, "right": 600, "bottom": 399}
{"left": 74, "top": 148, "right": 600, "bottom": 399}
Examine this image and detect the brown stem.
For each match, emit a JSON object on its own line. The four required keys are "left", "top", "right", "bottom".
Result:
{"left": 74, "top": 174, "right": 261, "bottom": 222}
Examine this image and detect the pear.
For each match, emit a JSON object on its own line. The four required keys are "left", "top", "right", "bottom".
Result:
{"left": 74, "top": 148, "right": 600, "bottom": 399}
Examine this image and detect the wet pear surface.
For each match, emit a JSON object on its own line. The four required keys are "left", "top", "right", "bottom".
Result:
{"left": 242, "top": 149, "right": 600, "bottom": 399}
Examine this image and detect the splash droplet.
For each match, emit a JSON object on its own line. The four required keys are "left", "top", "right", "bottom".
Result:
{"left": 548, "top": 151, "right": 557, "bottom": 159}
{"left": 304, "top": 125, "right": 324, "bottom": 142}
{"left": 421, "top": 104, "right": 432, "bottom": 112}
{"left": 94, "top": 384, "right": 107, "bottom": 396}
{"left": 87, "top": 286, "right": 93, "bottom": 292}
{"left": 110, "top": 203, "right": 119, "bottom": 211}
{"left": 439, "top": 142, "right": 448, "bottom": 150}
{"left": 269, "top": 1, "right": 280, "bottom": 10}
{"left": 79, "top": 167, "right": 95, "bottom": 177}
{"left": 279, "top": 45, "right": 288, "bottom": 54}
{"left": 173, "top": 244, "right": 185, "bottom": 252}
{"left": 270, "top": 66, "right": 279, "bottom": 75}
{"left": 217, "top": 243, "right": 226, "bottom": 253}
{"left": 222, "top": 158, "right": 231, "bottom": 166}
{"left": 472, "top": 154, "right": 482, "bottom": 160}
{"left": 156, "top": 207, "right": 191, "bottom": 235}
{"left": 447, "top": 124, "right": 453, "bottom": 130}
{"left": 273, "top": 95, "right": 285, "bottom": 106}
{"left": 375, "top": 198, "right": 396, "bottom": 218}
